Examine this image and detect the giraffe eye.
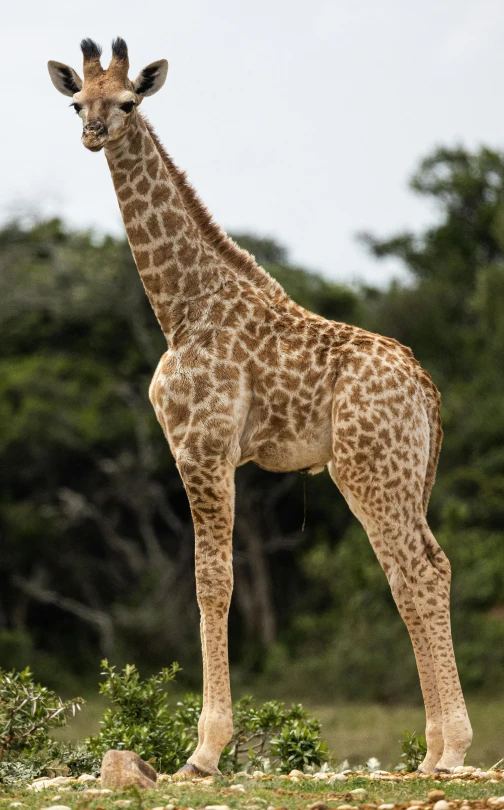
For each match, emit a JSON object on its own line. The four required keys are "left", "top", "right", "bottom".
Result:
{"left": 72, "top": 103, "right": 82, "bottom": 113}
{"left": 120, "top": 101, "right": 135, "bottom": 113}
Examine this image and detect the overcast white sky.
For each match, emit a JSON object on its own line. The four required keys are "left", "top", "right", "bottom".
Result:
{"left": 1, "top": 0, "right": 503, "bottom": 284}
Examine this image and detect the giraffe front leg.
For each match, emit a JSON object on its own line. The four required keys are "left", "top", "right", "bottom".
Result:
{"left": 176, "top": 453, "right": 235, "bottom": 776}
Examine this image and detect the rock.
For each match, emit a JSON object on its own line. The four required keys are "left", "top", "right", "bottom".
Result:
{"left": 252, "top": 771, "right": 265, "bottom": 779}
{"left": 101, "top": 750, "right": 157, "bottom": 790}
{"left": 113, "top": 802, "right": 131, "bottom": 807}
{"left": 157, "top": 774, "right": 172, "bottom": 782}
{"left": 290, "top": 776, "right": 300, "bottom": 782}
{"left": 77, "top": 774, "right": 96, "bottom": 782}
{"left": 84, "top": 789, "right": 113, "bottom": 796}
{"left": 313, "top": 772, "right": 329, "bottom": 780}
{"left": 309, "top": 803, "right": 329, "bottom": 810}
{"left": 428, "top": 790, "right": 445, "bottom": 803}
{"left": 45, "top": 806, "right": 72, "bottom": 810}
{"left": 204, "top": 806, "right": 231, "bottom": 810}
{"left": 230, "top": 785, "right": 246, "bottom": 792}
{"left": 336, "top": 806, "right": 354, "bottom": 810}
{"left": 378, "top": 805, "right": 395, "bottom": 810}
{"left": 432, "top": 802, "right": 449, "bottom": 810}
{"left": 289, "top": 769, "right": 305, "bottom": 779}
{"left": 328, "top": 773, "right": 348, "bottom": 783}
{"left": 9, "top": 804, "right": 25, "bottom": 807}
{"left": 408, "top": 806, "right": 424, "bottom": 810}
{"left": 487, "top": 799, "right": 504, "bottom": 808}
{"left": 350, "top": 789, "right": 367, "bottom": 798}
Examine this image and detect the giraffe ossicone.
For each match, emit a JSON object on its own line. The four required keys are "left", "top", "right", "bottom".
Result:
{"left": 47, "top": 38, "right": 472, "bottom": 775}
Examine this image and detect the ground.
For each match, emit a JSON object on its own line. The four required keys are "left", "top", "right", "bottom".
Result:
{"left": 1, "top": 771, "right": 504, "bottom": 810}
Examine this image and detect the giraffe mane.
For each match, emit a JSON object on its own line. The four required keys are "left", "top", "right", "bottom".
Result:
{"left": 142, "top": 117, "right": 290, "bottom": 304}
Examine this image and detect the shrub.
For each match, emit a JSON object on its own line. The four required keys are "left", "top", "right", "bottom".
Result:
{"left": 399, "top": 730, "right": 427, "bottom": 772}
{"left": 87, "top": 660, "right": 329, "bottom": 773}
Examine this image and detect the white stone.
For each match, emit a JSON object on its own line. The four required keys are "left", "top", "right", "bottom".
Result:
{"left": 313, "top": 772, "right": 329, "bottom": 780}
{"left": 77, "top": 774, "right": 96, "bottom": 782}
{"left": 378, "top": 805, "right": 395, "bottom": 810}
{"left": 328, "top": 774, "right": 348, "bottom": 783}
{"left": 487, "top": 799, "right": 504, "bottom": 808}
{"left": 205, "top": 806, "right": 231, "bottom": 810}
{"left": 45, "top": 806, "right": 72, "bottom": 810}
{"left": 289, "top": 769, "right": 305, "bottom": 778}
{"left": 252, "top": 771, "right": 264, "bottom": 779}
{"left": 9, "top": 804, "right": 25, "bottom": 807}
{"left": 408, "top": 806, "right": 423, "bottom": 810}
{"left": 433, "top": 801, "right": 450, "bottom": 810}
{"left": 230, "top": 785, "right": 246, "bottom": 792}
{"left": 350, "top": 789, "right": 367, "bottom": 798}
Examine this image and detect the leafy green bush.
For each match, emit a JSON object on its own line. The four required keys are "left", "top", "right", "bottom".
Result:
{"left": 86, "top": 660, "right": 196, "bottom": 773}
{"left": 0, "top": 667, "right": 96, "bottom": 783}
{"left": 399, "top": 730, "right": 427, "bottom": 772}
{"left": 0, "top": 667, "right": 82, "bottom": 761}
{"left": 87, "top": 660, "right": 328, "bottom": 774}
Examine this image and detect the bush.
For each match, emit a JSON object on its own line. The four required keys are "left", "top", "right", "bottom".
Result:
{"left": 87, "top": 660, "right": 329, "bottom": 774}
{"left": 399, "top": 731, "right": 427, "bottom": 772}
{"left": 0, "top": 666, "right": 96, "bottom": 784}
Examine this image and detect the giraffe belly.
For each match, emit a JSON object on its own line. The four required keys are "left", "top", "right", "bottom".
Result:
{"left": 241, "top": 428, "right": 332, "bottom": 474}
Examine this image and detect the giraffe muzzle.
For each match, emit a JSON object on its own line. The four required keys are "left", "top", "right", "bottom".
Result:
{"left": 82, "top": 120, "right": 109, "bottom": 152}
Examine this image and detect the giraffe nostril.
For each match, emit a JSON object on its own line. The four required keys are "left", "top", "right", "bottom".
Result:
{"left": 84, "top": 120, "right": 107, "bottom": 136}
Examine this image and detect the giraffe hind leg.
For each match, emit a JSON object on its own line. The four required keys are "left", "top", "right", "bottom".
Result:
{"left": 330, "top": 374, "right": 471, "bottom": 771}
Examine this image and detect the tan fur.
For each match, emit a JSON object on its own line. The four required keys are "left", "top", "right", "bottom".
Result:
{"left": 48, "top": 41, "right": 472, "bottom": 776}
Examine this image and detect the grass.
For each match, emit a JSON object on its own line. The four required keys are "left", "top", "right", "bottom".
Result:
{"left": 54, "top": 696, "right": 504, "bottom": 772}
{"left": 314, "top": 697, "right": 504, "bottom": 769}
{"left": 1, "top": 775, "right": 504, "bottom": 810}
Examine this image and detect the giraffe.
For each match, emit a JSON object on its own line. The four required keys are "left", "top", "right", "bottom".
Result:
{"left": 48, "top": 38, "right": 472, "bottom": 777}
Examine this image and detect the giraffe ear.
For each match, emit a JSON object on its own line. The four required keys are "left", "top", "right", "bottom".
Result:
{"left": 48, "top": 61, "right": 83, "bottom": 96}
{"left": 133, "top": 59, "right": 168, "bottom": 98}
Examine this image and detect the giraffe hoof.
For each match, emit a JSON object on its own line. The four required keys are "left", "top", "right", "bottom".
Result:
{"left": 173, "top": 763, "right": 213, "bottom": 779}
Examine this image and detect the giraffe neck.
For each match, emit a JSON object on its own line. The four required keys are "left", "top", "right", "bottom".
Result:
{"left": 105, "top": 113, "right": 288, "bottom": 344}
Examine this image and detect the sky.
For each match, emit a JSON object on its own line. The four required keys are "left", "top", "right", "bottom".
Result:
{"left": 1, "top": 0, "right": 503, "bottom": 285}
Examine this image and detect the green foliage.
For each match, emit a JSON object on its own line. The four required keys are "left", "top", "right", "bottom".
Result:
{"left": 0, "top": 667, "right": 95, "bottom": 784}
{"left": 225, "top": 696, "right": 327, "bottom": 773}
{"left": 0, "top": 667, "right": 83, "bottom": 761}
{"left": 399, "top": 731, "right": 427, "bottom": 772}
{"left": 270, "top": 722, "right": 328, "bottom": 773}
{"left": 86, "top": 661, "right": 328, "bottom": 774}
{"left": 86, "top": 660, "right": 195, "bottom": 773}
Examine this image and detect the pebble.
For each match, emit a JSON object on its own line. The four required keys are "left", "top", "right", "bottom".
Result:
{"left": 309, "top": 803, "right": 329, "bottom": 810}
{"left": 290, "top": 776, "right": 300, "bottom": 783}
{"left": 77, "top": 773, "right": 96, "bottom": 782}
{"left": 428, "top": 790, "right": 446, "bottom": 802}
{"left": 51, "top": 796, "right": 61, "bottom": 802}
{"left": 230, "top": 785, "right": 246, "bottom": 792}
{"left": 488, "top": 799, "right": 504, "bottom": 807}
{"left": 289, "top": 769, "right": 305, "bottom": 779}
{"left": 378, "top": 805, "right": 395, "bottom": 809}
{"left": 433, "top": 802, "right": 449, "bottom": 810}
{"left": 313, "top": 772, "right": 329, "bottom": 780}
{"left": 329, "top": 773, "right": 348, "bottom": 783}
{"left": 252, "top": 771, "right": 265, "bottom": 779}
{"left": 408, "top": 806, "right": 424, "bottom": 810}
{"left": 9, "top": 804, "right": 25, "bottom": 808}
{"left": 350, "top": 789, "right": 367, "bottom": 798}
{"left": 205, "top": 806, "right": 232, "bottom": 810}
{"left": 114, "top": 802, "right": 131, "bottom": 807}
{"left": 336, "top": 805, "right": 354, "bottom": 810}
{"left": 45, "top": 806, "right": 72, "bottom": 810}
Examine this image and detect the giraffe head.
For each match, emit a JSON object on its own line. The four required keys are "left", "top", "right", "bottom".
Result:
{"left": 48, "top": 38, "right": 168, "bottom": 152}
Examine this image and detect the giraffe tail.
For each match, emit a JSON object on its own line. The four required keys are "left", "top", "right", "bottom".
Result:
{"left": 419, "top": 370, "right": 443, "bottom": 514}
